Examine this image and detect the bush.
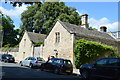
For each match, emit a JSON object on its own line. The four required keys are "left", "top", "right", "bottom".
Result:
{"left": 4, "top": 44, "right": 11, "bottom": 47}
{"left": 34, "top": 42, "right": 44, "bottom": 47}
{"left": 74, "top": 39, "right": 119, "bottom": 68}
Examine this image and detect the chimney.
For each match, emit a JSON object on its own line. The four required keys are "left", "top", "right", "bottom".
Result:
{"left": 100, "top": 26, "right": 107, "bottom": 32}
{"left": 81, "top": 14, "right": 89, "bottom": 28}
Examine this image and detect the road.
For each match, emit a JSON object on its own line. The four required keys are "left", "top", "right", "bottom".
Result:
{"left": 0, "top": 62, "right": 82, "bottom": 80}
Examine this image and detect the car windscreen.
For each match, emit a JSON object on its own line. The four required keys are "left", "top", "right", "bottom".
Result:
{"left": 64, "top": 60, "right": 72, "bottom": 65}
{"left": 54, "top": 59, "right": 63, "bottom": 64}
{"left": 28, "top": 57, "right": 36, "bottom": 60}
{"left": 37, "top": 58, "right": 44, "bottom": 61}
{"left": 5, "top": 55, "right": 13, "bottom": 58}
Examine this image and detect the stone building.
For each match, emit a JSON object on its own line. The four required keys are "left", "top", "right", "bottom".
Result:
{"left": 43, "top": 14, "right": 120, "bottom": 64}
{"left": 18, "top": 31, "right": 46, "bottom": 61}
{"left": 108, "top": 31, "right": 120, "bottom": 41}
{"left": 8, "top": 14, "right": 119, "bottom": 63}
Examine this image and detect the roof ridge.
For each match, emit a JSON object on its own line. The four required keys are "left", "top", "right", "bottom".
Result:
{"left": 57, "top": 20, "right": 116, "bottom": 41}
{"left": 27, "top": 32, "right": 46, "bottom": 36}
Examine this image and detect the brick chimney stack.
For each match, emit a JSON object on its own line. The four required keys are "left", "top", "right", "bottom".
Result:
{"left": 81, "top": 14, "right": 89, "bottom": 28}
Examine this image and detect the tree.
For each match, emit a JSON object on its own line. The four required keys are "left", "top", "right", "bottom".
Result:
{"left": 21, "top": 2, "right": 81, "bottom": 34}
{"left": 1, "top": 12, "right": 19, "bottom": 47}
{"left": 88, "top": 27, "right": 97, "bottom": 30}
{"left": 4, "top": 0, "right": 58, "bottom": 7}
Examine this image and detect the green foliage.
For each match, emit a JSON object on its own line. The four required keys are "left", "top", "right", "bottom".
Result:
{"left": 74, "top": 39, "right": 119, "bottom": 68}
{"left": 88, "top": 27, "right": 97, "bottom": 30}
{"left": 0, "top": 26, "right": 3, "bottom": 46}
{"left": 21, "top": 2, "right": 81, "bottom": 34}
{"left": 34, "top": 42, "right": 44, "bottom": 47}
{"left": 1, "top": 44, "right": 19, "bottom": 52}
{"left": 1, "top": 12, "right": 19, "bottom": 47}
{"left": 4, "top": 44, "right": 11, "bottom": 47}
{"left": 0, "top": 26, "right": 3, "bottom": 30}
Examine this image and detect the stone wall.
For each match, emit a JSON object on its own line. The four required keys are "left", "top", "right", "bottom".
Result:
{"left": 9, "top": 52, "right": 19, "bottom": 62}
{"left": 19, "top": 32, "right": 34, "bottom": 61}
{"left": 43, "top": 21, "right": 74, "bottom": 63}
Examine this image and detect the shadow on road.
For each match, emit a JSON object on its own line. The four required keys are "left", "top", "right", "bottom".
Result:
{"left": 1, "top": 65, "right": 82, "bottom": 80}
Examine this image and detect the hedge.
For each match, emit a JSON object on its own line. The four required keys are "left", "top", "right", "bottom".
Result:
{"left": 74, "top": 39, "right": 120, "bottom": 68}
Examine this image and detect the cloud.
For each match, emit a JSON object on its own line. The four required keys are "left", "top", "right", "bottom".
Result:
{"left": 76, "top": 10, "right": 88, "bottom": 16}
{"left": 0, "top": 4, "right": 27, "bottom": 18}
{"left": 88, "top": 17, "right": 118, "bottom": 31}
{"left": 76, "top": 10, "right": 118, "bottom": 32}
{"left": 0, "top": 4, "right": 28, "bottom": 29}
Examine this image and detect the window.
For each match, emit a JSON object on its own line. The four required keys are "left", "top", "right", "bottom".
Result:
{"left": 23, "top": 52, "right": 25, "bottom": 59}
{"left": 64, "top": 60, "right": 72, "bottom": 65}
{"left": 54, "top": 59, "right": 63, "bottom": 64}
{"left": 108, "top": 58, "right": 119, "bottom": 66}
{"left": 27, "top": 57, "right": 36, "bottom": 60}
{"left": 37, "top": 58, "right": 44, "bottom": 61}
{"left": 24, "top": 39, "right": 26, "bottom": 47}
{"left": 25, "top": 58, "right": 28, "bottom": 60}
{"left": 96, "top": 59, "right": 108, "bottom": 66}
{"left": 55, "top": 32, "right": 60, "bottom": 43}
{"left": 48, "top": 59, "right": 54, "bottom": 63}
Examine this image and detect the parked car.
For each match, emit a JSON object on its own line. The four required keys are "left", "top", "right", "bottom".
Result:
{"left": 20, "top": 57, "right": 45, "bottom": 68}
{"left": 0, "top": 54, "right": 2, "bottom": 61}
{"left": 40, "top": 58, "right": 73, "bottom": 75}
{"left": 79, "top": 57, "right": 120, "bottom": 80}
{"left": 1, "top": 54, "right": 15, "bottom": 63}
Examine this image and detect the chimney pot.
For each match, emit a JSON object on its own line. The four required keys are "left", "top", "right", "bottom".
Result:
{"left": 100, "top": 26, "right": 107, "bottom": 32}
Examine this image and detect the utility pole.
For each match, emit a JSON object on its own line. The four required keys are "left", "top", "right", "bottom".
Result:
{"left": 0, "top": 28, "right": 3, "bottom": 54}
{"left": 0, "top": 13, "right": 3, "bottom": 54}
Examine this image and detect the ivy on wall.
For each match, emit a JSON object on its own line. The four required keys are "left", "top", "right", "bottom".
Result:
{"left": 74, "top": 39, "right": 119, "bottom": 68}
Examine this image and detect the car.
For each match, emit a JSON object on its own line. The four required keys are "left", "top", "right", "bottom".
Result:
{"left": 1, "top": 54, "right": 15, "bottom": 63}
{"left": 0, "top": 54, "right": 2, "bottom": 61}
{"left": 79, "top": 57, "right": 120, "bottom": 80}
{"left": 40, "top": 58, "right": 73, "bottom": 75}
{"left": 20, "top": 57, "right": 45, "bottom": 68}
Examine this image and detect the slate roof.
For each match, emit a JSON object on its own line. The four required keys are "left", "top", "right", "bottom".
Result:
{"left": 27, "top": 32, "right": 46, "bottom": 43}
{"left": 58, "top": 20, "right": 116, "bottom": 41}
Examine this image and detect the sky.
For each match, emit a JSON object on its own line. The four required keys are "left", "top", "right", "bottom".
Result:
{"left": 0, "top": 1, "right": 119, "bottom": 32}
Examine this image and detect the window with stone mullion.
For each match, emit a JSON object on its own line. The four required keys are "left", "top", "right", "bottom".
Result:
{"left": 55, "top": 32, "right": 60, "bottom": 43}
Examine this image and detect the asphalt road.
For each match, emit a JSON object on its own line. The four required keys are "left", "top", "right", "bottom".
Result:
{"left": 0, "top": 62, "right": 82, "bottom": 80}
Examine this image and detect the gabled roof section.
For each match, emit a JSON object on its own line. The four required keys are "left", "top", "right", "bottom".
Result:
{"left": 27, "top": 32, "right": 46, "bottom": 43}
{"left": 58, "top": 20, "right": 116, "bottom": 41}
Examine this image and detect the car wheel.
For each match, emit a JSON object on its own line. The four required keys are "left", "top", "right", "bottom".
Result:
{"left": 29, "top": 63, "right": 33, "bottom": 68}
{"left": 81, "top": 70, "right": 89, "bottom": 79}
{"left": 54, "top": 68, "right": 59, "bottom": 74}
{"left": 40, "top": 66, "right": 44, "bottom": 71}
{"left": 20, "top": 62, "right": 23, "bottom": 66}
{"left": 5, "top": 60, "right": 8, "bottom": 63}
